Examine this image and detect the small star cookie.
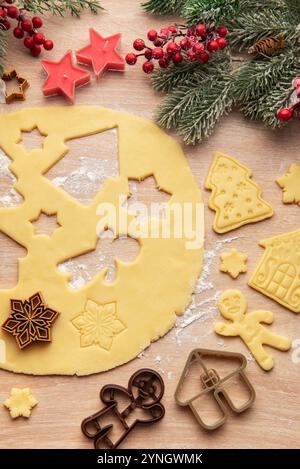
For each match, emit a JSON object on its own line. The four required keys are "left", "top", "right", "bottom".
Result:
{"left": 4, "top": 388, "right": 38, "bottom": 418}
{"left": 220, "top": 249, "right": 248, "bottom": 279}
{"left": 276, "top": 163, "right": 300, "bottom": 206}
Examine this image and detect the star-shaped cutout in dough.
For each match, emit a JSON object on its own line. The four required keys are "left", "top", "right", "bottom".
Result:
{"left": 4, "top": 388, "right": 38, "bottom": 418}
{"left": 2, "top": 292, "right": 59, "bottom": 349}
{"left": 41, "top": 51, "right": 91, "bottom": 103}
{"left": 76, "top": 29, "right": 125, "bottom": 79}
{"left": 276, "top": 163, "right": 300, "bottom": 206}
{"left": 220, "top": 248, "right": 248, "bottom": 279}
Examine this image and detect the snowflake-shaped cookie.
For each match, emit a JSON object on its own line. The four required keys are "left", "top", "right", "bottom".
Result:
{"left": 4, "top": 388, "right": 38, "bottom": 418}
{"left": 276, "top": 163, "right": 300, "bottom": 206}
{"left": 220, "top": 249, "right": 248, "bottom": 279}
{"left": 72, "top": 300, "right": 125, "bottom": 350}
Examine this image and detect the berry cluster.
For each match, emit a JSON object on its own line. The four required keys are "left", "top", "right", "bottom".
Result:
{"left": 277, "top": 77, "right": 300, "bottom": 122}
{"left": 125, "top": 23, "right": 228, "bottom": 73}
{"left": 0, "top": 0, "right": 53, "bottom": 57}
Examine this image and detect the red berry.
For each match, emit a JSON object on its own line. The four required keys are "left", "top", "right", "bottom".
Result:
{"left": 152, "top": 47, "right": 164, "bottom": 59}
{"left": 147, "top": 30, "right": 158, "bottom": 41}
{"left": 21, "top": 19, "right": 33, "bottom": 32}
{"left": 180, "top": 37, "right": 190, "bottom": 49}
{"left": 187, "top": 50, "right": 196, "bottom": 61}
{"left": 13, "top": 26, "right": 24, "bottom": 39}
{"left": 277, "top": 108, "right": 293, "bottom": 121}
{"left": 168, "top": 25, "right": 177, "bottom": 34}
{"left": 158, "top": 57, "right": 169, "bottom": 68}
{"left": 7, "top": 6, "right": 19, "bottom": 18}
{"left": 2, "top": 19, "right": 11, "bottom": 30}
{"left": 292, "top": 77, "right": 300, "bottom": 89}
{"left": 173, "top": 52, "right": 183, "bottom": 63}
{"left": 43, "top": 39, "right": 54, "bottom": 51}
{"left": 33, "top": 32, "right": 45, "bottom": 45}
{"left": 199, "top": 51, "right": 210, "bottom": 63}
{"left": 187, "top": 27, "right": 195, "bottom": 37}
{"left": 143, "top": 61, "right": 154, "bottom": 73}
{"left": 32, "top": 16, "right": 43, "bottom": 29}
{"left": 6, "top": 0, "right": 14, "bottom": 3}
{"left": 217, "top": 26, "right": 228, "bottom": 37}
{"left": 195, "top": 24, "right": 206, "bottom": 36}
{"left": 159, "top": 28, "right": 169, "bottom": 38}
{"left": 188, "top": 36, "right": 197, "bottom": 44}
{"left": 193, "top": 42, "right": 205, "bottom": 54}
{"left": 133, "top": 38, "right": 145, "bottom": 51}
{"left": 153, "top": 38, "right": 163, "bottom": 47}
{"left": 24, "top": 36, "right": 34, "bottom": 48}
{"left": 144, "top": 49, "right": 152, "bottom": 60}
{"left": 216, "top": 37, "right": 227, "bottom": 49}
{"left": 125, "top": 53, "right": 137, "bottom": 65}
{"left": 166, "top": 42, "right": 180, "bottom": 54}
{"left": 0, "top": 9, "right": 6, "bottom": 17}
{"left": 207, "top": 40, "right": 219, "bottom": 52}
{"left": 30, "top": 44, "right": 42, "bottom": 57}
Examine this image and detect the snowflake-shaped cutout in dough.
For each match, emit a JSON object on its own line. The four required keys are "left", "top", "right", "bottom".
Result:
{"left": 276, "top": 163, "right": 300, "bottom": 206}
{"left": 4, "top": 388, "right": 38, "bottom": 418}
{"left": 72, "top": 300, "right": 125, "bottom": 350}
{"left": 220, "top": 248, "right": 248, "bottom": 279}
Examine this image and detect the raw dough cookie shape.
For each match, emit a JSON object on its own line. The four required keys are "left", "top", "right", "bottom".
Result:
{"left": 205, "top": 152, "right": 273, "bottom": 234}
{"left": 249, "top": 229, "right": 300, "bottom": 313}
{"left": 215, "top": 290, "right": 291, "bottom": 370}
{"left": 4, "top": 388, "right": 38, "bottom": 418}
{"left": 0, "top": 106, "right": 204, "bottom": 375}
{"left": 276, "top": 163, "right": 300, "bottom": 206}
{"left": 220, "top": 248, "right": 248, "bottom": 279}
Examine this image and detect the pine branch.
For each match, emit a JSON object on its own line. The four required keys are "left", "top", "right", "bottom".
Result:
{"left": 183, "top": 0, "right": 240, "bottom": 26}
{"left": 156, "top": 75, "right": 233, "bottom": 144}
{"left": 232, "top": 50, "right": 298, "bottom": 102}
{"left": 0, "top": 28, "right": 7, "bottom": 77}
{"left": 17, "top": 1, "right": 103, "bottom": 16}
{"left": 228, "top": 7, "right": 300, "bottom": 51}
{"left": 151, "top": 53, "right": 230, "bottom": 92}
{"left": 241, "top": 60, "right": 300, "bottom": 127}
{"left": 142, "top": 0, "right": 184, "bottom": 15}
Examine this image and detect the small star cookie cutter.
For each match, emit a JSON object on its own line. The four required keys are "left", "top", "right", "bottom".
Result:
{"left": 81, "top": 368, "right": 165, "bottom": 449}
{"left": 2, "top": 70, "right": 30, "bottom": 104}
{"left": 174, "top": 348, "right": 256, "bottom": 431}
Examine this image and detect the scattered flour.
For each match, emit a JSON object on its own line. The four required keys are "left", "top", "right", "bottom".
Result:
{"left": 0, "top": 149, "right": 23, "bottom": 207}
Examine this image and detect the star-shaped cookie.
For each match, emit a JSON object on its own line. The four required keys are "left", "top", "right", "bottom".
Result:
{"left": 220, "top": 248, "right": 248, "bottom": 279}
{"left": 4, "top": 388, "right": 38, "bottom": 418}
{"left": 2, "top": 292, "right": 59, "bottom": 349}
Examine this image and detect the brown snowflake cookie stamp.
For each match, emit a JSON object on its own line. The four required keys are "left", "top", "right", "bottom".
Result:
{"left": 220, "top": 248, "right": 248, "bottom": 279}
{"left": 2, "top": 292, "right": 59, "bottom": 349}
{"left": 205, "top": 152, "right": 273, "bottom": 234}
{"left": 276, "top": 163, "right": 300, "bottom": 206}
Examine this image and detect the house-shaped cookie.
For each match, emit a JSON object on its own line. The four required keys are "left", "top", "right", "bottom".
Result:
{"left": 249, "top": 229, "right": 300, "bottom": 313}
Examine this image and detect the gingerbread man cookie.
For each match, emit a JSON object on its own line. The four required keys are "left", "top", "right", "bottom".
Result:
{"left": 215, "top": 290, "right": 291, "bottom": 371}
{"left": 276, "top": 163, "right": 300, "bottom": 206}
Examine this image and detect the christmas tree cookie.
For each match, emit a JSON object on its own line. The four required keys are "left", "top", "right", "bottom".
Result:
{"left": 276, "top": 163, "right": 300, "bottom": 206}
{"left": 205, "top": 152, "right": 274, "bottom": 234}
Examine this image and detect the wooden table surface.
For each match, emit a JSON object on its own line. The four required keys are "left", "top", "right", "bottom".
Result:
{"left": 0, "top": 0, "right": 299, "bottom": 449}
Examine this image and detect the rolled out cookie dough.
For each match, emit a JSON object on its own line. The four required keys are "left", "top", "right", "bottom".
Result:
{"left": 0, "top": 106, "right": 204, "bottom": 375}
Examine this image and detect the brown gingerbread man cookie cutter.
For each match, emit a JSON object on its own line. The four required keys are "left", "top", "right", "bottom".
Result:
{"left": 2, "top": 70, "right": 30, "bottom": 104}
{"left": 81, "top": 368, "right": 165, "bottom": 449}
{"left": 174, "top": 348, "right": 255, "bottom": 431}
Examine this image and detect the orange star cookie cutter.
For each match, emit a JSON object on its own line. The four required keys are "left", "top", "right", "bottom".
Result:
{"left": 174, "top": 348, "right": 255, "bottom": 431}
{"left": 2, "top": 70, "right": 30, "bottom": 104}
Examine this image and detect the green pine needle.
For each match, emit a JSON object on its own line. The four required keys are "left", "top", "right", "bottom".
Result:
{"left": 142, "top": 0, "right": 184, "bottom": 15}
{"left": 183, "top": 0, "right": 240, "bottom": 26}
{"left": 0, "top": 29, "right": 7, "bottom": 77}
{"left": 156, "top": 75, "right": 233, "bottom": 145}
{"left": 16, "top": 1, "right": 103, "bottom": 17}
